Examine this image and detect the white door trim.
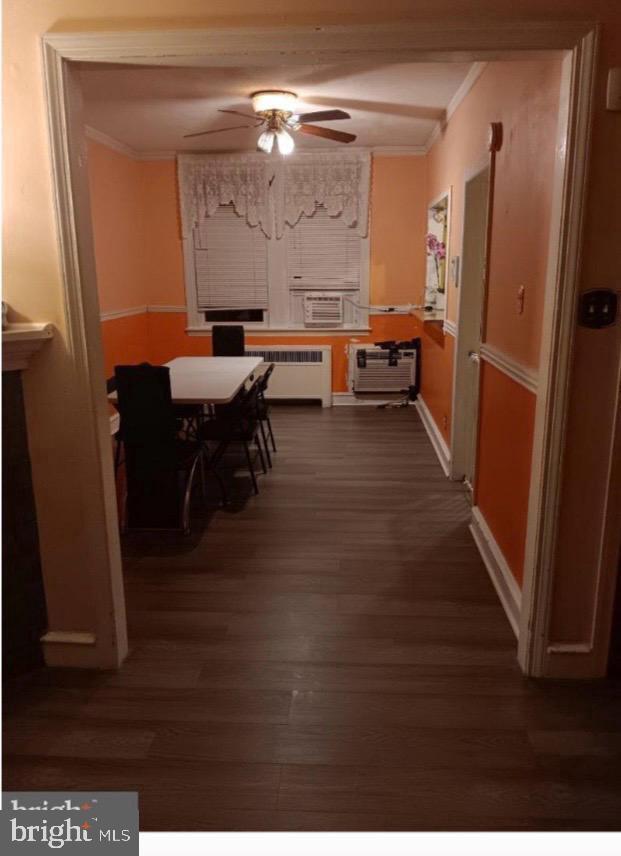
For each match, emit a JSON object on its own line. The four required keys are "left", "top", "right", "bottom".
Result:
{"left": 41, "top": 21, "right": 601, "bottom": 675}
{"left": 517, "top": 34, "right": 600, "bottom": 676}
{"left": 450, "top": 164, "right": 491, "bottom": 483}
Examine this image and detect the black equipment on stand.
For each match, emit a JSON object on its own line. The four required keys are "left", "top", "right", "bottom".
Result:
{"left": 373, "top": 337, "right": 421, "bottom": 409}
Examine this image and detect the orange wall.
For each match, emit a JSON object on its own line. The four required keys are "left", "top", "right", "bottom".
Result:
{"left": 422, "top": 59, "right": 562, "bottom": 584}
{"left": 475, "top": 361, "right": 537, "bottom": 586}
{"left": 87, "top": 139, "right": 150, "bottom": 313}
{"left": 100, "top": 312, "right": 149, "bottom": 378}
{"left": 88, "top": 139, "right": 152, "bottom": 373}
{"left": 146, "top": 311, "right": 420, "bottom": 392}
{"left": 420, "top": 323, "right": 455, "bottom": 441}
{"left": 140, "top": 160, "right": 186, "bottom": 306}
{"left": 370, "top": 156, "right": 427, "bottom": 305}
{"left": 91, "top": 150, "right": 427, "bottom": 389}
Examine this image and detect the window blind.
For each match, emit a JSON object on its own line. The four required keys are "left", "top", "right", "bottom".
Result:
{"left": 193, "top": 204, "right": 268, "bottom": 310}
{"left": 286, "top": 205, "right": 361, "bottom": 290}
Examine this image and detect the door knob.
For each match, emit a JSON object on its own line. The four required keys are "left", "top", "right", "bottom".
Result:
{"left": 468, "top": 350, "right": 480, "bottom": 364}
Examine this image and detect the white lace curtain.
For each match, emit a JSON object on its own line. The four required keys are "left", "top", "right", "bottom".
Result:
{"left": 178, "top": 150, "right": 371, "bottom": 240}
{"left": 278, "top": 151, "right": 371, "bottom": 238}
{"left": 178, "top": 153, "right": 274, "bottom": 238}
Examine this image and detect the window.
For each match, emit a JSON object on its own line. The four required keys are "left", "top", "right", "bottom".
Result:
{"left": 180, "top": 152, "right": 371, "bottom": 331}
{"left": 286, "top": 205, "right": 361, "bottom": 290}
{"left": 193, "top": 204, "right": 268, "bottom": 311}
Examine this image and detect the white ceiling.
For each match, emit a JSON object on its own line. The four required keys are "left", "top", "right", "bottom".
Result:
{"left": 78, "top": 61, "right": 475, "bottom": 155}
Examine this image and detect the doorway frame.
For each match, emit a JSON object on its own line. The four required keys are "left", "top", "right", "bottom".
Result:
{"left": 42, "top": 20, "right": 601, "bottom": 677}
{"left": 449, "top": 160, "right": 492, "bottom": 485}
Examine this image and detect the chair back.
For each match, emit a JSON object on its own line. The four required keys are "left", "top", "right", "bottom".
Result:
{"left": 114, "top": 363, "right": 180, "bottom": 529}
{"left": 214, "top": 375, "right": 262, "bottom": 428}
{"left": 115, "top": 363, "right": 177, "bottom": 445}
{"left": 212, "top": 325, "right": 245, "bottom": 357}
{"left": 257, "top": 362, "right": 275, "bottom": 396}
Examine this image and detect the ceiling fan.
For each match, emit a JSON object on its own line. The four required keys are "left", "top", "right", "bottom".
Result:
{"left": 183, "top": 89, "right": 356, "bottom": 154}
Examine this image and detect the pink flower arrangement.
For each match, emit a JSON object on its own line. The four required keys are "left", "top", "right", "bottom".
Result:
{"left": 426, "top": 232, "right": 446, "bottom": 261}
{"left": 426, "top": 232, "right": 447, "bottom": 294}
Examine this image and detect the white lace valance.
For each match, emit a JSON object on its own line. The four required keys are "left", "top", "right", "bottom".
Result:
{"left": 178, "top": 153, "right": 274, "bottom": 238}
{"left": 178, "top": 150, "right": 371, "bottom": 240}
{"left": 278, "top": 150, "right": 371, "bottom": 239}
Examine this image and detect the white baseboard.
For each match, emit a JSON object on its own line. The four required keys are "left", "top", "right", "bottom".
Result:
{"left": 332, "top": 392, "right": 412, "bottom": 407}
{"left": 470, "top": 506, "right": 522, "bottom": 637}
{"left": 414, "top": 396, "right": 451, "bottom": 476}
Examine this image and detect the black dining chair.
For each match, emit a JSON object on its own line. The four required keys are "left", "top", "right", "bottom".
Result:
{"left": 107, "top": 375, "right": 124, "bottom": 473}
{"left": 200, "top": 376, "right": 267, "bottom": 495}
{"left": 256, "top": 363, "right": 277, "bottom": 462}
{"left": 212, "top": 325, "right": 245, "bottom": 356}
{"left": 114, "top": 363, "right": 214, "bottom": 533}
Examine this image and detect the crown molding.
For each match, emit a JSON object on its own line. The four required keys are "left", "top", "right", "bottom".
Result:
{"left": 371, "top": 146, "right": 427, "bottom": 156}
{"left": 424, "top": 61, "right": 488, "bottom": 154}
{"left": 85, "top": 126, "right": 175, "bottom": 161}
{"left": 446, "top": 62, "right": 488, "bottom": 122}
{"left": 85, "top": 125, "right": 137, "bottom": 159}
{"left": 424, "top": 121, "right": 443, "bottom": 154}
{"left": 86, "top": 126, "right": 429, "bottom": 160}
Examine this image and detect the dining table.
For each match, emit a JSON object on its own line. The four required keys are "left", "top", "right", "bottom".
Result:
{"left": 161, "top": 356, "right": 263, "bottom": 404}
{"left": 108, "top": 356, "right": 263, "bottom": 418}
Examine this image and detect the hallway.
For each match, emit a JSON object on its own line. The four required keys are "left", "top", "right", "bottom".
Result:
{"left": 4, "top": 406, "right": 621, "bottom": 830}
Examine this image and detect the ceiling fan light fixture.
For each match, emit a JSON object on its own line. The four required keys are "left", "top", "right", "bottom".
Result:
{"left": 257, "top": 130, "right": 275, "bottom": 154}
{"left": 251, "top": 90, "right": 297, "bottom": 115}
{"left": 276, "top": 128, "right": 295, "bottom": 155}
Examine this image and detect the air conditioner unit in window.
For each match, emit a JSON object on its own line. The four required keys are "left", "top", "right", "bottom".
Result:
{"left": 350, "top": 344, "right": 419, "bottom": 393}
{"left": 303, "top": 293, "right": 343, "bottom": 328}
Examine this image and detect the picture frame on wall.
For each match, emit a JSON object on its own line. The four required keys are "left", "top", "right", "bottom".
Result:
{"left": 424, "top": 189, "right": 451, "bottom": 318}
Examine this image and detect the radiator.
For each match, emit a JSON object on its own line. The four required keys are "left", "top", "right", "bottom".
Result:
{"left": 350, "top": 344, "right": 418, "bottom": 393}
{"left": 245, "top": 345, "right": 332, "bottom": 407}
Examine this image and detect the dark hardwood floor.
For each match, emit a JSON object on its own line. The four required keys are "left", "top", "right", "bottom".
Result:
{"left": 4, "top": 405, "right": 621, "bottom": 831}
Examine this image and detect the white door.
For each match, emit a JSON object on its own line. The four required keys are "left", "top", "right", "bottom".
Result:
{"left": 451, "top": 166, "right": 490, "bottom": 493}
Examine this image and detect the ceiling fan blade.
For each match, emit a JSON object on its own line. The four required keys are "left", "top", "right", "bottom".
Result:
{"left": 296, "top": 109, "right": 351, "bottom": 123}
{"left": 299, "top": 124, "right": 356, "bottom": 144}
{"left": 218, "top": 108, "right": 261, "bottom": 120}
{"left": 183, "top": 124, "right": 256, "bottom": 138}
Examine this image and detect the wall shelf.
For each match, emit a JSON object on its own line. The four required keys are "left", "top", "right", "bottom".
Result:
{"left": 3, "top": 323, "right": 54, "bottom": 371}
{"left": 411, "top": 308, "right": 445, "bottom": 325}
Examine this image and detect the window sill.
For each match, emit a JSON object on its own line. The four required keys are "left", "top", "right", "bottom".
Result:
{"left": 185, "top": 326, "right": 372, "bottom": 336}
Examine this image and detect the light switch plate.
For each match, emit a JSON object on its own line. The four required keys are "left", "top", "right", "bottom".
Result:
{"left": 606, "top": 68, "right": 621, "bottom": 111}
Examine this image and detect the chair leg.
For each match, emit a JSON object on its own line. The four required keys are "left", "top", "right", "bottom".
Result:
{"left": 255, "top": 432, "right": 268, "bottom": 474}
{"left": 243, "top": 441, "right": 259, "bottom": 495}
{"left": 199, "top": 451, "right": 207, "bottom": 503}
{"left": 259, "top": 419, "right": 272, "bottom": 468}
{"left": 266, "top": 414, "right": 277, "bottom": 452}
{"left": 114, "top": 437, "right": 123, "bottom": 472}
{"left": 203, "top": 443, "right": 228, "bottom": 506}
{"left": 181, "top": 455, "right": 200, "bottom": 535}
